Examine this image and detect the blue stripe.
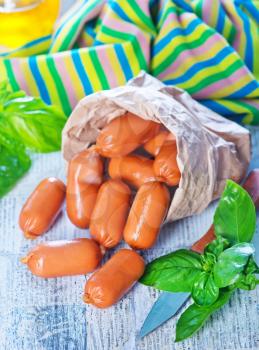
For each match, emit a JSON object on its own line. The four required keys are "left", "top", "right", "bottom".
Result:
{"left": 114, "top": 44, "right": 133, "bottom": 81}
{"left": 215, "top": 4, "right": 225, "bottom": 34}
{"left": 242, "top": 1, "right": 259, "bottom": 22}
{"left": 199, "top": 99, "right": 233, "bottom": 115}
{"left": 153, "top": 18, "right": 201, "bottom": 55}
{"left": 163, "top": 46, "right": 233, "bottom": 85}
{"left": 28, "top": 56, "right": 51, "bottom": 104}
{"left": 110, "top": 1, "right": 131, "bottom": 22}
{"left": 0, "top": 35, "right": 51, "bottom": 57}
{"left": 173, "top": 0, "right": 193, "bottom": 12}
{"left": 200, "top": 100, "right": 246, "bottom": 124}
{"left": 235, "top": 4, "right": 253, "bottom": 70}
{"left": 71, "top": 50, "right": 93, "bottom": 94}
{"left": 227, "top": 80, "right": 259, "bottom": 99}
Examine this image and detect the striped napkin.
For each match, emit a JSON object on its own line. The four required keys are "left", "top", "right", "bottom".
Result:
{"left": 0, "top": 0, "right": 258, "bottom": 124}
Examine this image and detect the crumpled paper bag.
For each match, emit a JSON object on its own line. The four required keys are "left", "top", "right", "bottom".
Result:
{"left": 62, "top": 71, "right": 250, "bottom": 222}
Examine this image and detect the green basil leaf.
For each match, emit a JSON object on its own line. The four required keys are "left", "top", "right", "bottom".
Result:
{"left": 214, "top": 180, "right": 256, "bottom": 244}
{"left": 192, "top": 272, "right": 219, "bottom": 306}
{"left": 244, "top": 256, "right": 259, "bottom": 275}
{"left": 139, "top": 249, "right": 203, "bottom": 292}
{"left": 236, "top": 273, "right": 258, "bottom": 290}
{"left": 0, "top": 131, "right": 31, "bottom": 197}
{"left": 175, "top": 290, "right": 233, "bottom": 342}
{"left": 213, "top": 243, "right": 255, "bottom": 288}
{"left": 0, "top": 82, "right": 67, "bottom": 153}
{"left": 204, "top": 236, "right": 230, "bottom": 257}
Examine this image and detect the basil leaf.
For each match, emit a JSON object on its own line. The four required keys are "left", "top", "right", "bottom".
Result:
{"left": 214, "top": 180, "right": 256, "bottom": 244}
{"left": 139, "top": 249, "right": 203, "bottom": 292}
{"left": 0, "top": 131, "right": 31, "bottom": 197}
{"left": 204, "top": 236, "right": 230, "bottom": 257}
{"left": 236, "top": 273, "right": 258, "bottom": 290}
{"left": 213, "top": 243, "right": 255, "bottom": 288}
{"left": 0, "top": 82, "right": 67, "bottom": 153}
{"left": 244, "top": 256, "right": 259, "bottom": 275}
{"left": 192, "top": 272, "right": 219, "bottom": 306}
{"left": 175, "top": 290, "right": 233, "bottom": 342}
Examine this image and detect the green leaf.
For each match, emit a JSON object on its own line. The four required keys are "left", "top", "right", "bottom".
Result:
{"left": 192, "top": 272, "right": 219, "bottom": 306}
{"left": 204, "top": 236, "right": 230, "bottom": 257}
{"left": 175, "top": 290, "right": 233, "bottom": 342}
{"left": 139, "top": 249, "right": 203, "bottom": 292}
{"left": 0, "top": 82, "right": 67, "bottom": 153}
{"left": 0, "top": 131, "right": 31, "bottom": 197}
{"left": 213, "top": 243, "right": 255, "bottom": 288}
{"left": 214, "top": 180, "right": 256, "bottom": 244}
{"left": 236, "top": 273, "right": 258, "bottom": 290}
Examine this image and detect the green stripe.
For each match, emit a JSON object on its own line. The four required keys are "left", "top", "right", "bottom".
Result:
{"left": 101, "top": 25, "right": 147, "bottom": 69}
{"left": 152, "top": 28, "right": 214, "bottom": 76}
{"left": 46, "top": 56, "right": 71, "bottom": 115}
{"left": 193, "top": 0, "right": 203, "bottom": 18}
{"left": 3, "top": 60, "right": 19, "bottom": 91}
{"left": 89, "top": 49, "right": 110, "bottom": 89}
{"left": 186, "top": 59, "right": 244, "bottom": 94}
{"left": 234, "top": 101, "right": 259, "bottom": 125}
{"left": 158, "top": 6, "right": 177, "bottom": 29}
{"left": 228, "top": 25, "right": 236, "bottom": 45}
{"left": 58, "top": 0, "right": 98, "bottom": 51}
{"left": 130, "top": 0, "right": 156, "bottom": 35}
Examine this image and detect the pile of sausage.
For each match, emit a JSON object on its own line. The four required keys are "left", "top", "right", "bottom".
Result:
{"left": 20, "top": 112, "right": 180, "bottom": 308}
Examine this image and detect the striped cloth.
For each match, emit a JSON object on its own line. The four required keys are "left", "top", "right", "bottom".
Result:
{"left": 0, "top": 0, "right": 258, "bottom": 124}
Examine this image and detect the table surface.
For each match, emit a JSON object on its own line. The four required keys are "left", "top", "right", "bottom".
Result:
{"left": 0, "top": 126, "right": 258, "bottom": 350}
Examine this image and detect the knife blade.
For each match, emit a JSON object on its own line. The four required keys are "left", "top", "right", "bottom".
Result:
{"left": 139, "top": 168, "right": 259, "bottom": 338}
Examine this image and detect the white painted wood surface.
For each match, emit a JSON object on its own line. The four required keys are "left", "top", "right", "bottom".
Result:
{"left": 0, "top": 127, "right": 258, "bottom": 350}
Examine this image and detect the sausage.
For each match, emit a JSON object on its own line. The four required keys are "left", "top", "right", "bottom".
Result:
{"left": 191, "top": 226, "right": 215, "bottom": 253}
{"left": 83, "top": 249, "right": 145, "bottom": 308}
{"left": 124, "top": 182, "right": 170, "bottom": 249}
{"left": 66, "top": 148, "right": 104, "bottom": 228}
{"left": 21, "top": 238, "right": 102, "bottom": 278}
{"left": 90, "top": 179, "right": 131, "bottom": 248}
{"left": 96, "top": 112, "right": 160, "bottom": 157}
{"left": 143, "top": 130, "right": 175, "bottom": 156}
{"left": 108, "top": 155, "right": 156, "bottom": 188}
{"left": 153, "top": 140, "right": 181, "bottom": 186}
{"left": 19, "top": 177, "right": 66, "bottom": 239}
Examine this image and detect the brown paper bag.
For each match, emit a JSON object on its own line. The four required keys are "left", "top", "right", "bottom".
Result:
{"left": 62, "top": 71, "right": 250, "bottom": 222}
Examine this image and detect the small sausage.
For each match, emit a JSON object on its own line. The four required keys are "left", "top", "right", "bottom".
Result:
{"left": 19, "top": 177, "right": 66, "bottom": 239}
{"left": 21, "top": 238, "right": 102, "bottom": 278}
{"left": 191, "top": 226, "right": 215, "bottom": 253}
{"left": 124, "top": 182, "right": 170, "bottom": 249}
{"left": 90, "top": 179, "right": 131, "bottom": 248}
{"left": 153, "top": 140, "right": 181, "bottom": 186}
{"left": 143, "top": 130, "right": 175, "bottom": 156}
{"left": 96, "top": 112, "right": 160, "bottom": 157}
{"left": 66, "top": 148, "right": 104, "bottom": 228}
{"left": 108, "top": 155, "right": 156, "bottom": 188}
{"left": 83, "top": 249, "right": 145, "bottom": 308}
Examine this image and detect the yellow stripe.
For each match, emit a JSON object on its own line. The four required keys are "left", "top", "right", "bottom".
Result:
{"left": 63, "top": 54, "right": 85, "bottom": 100}
{"left": 122, "top": 2, "right": 155, "bottom": 35}
{"left": 20, "top": 59, "right": 40, "bottom": 96}
{"left": 81, "top": 51, "right": 102, "bottom": 91}
{"left": 105, "top": 47, "right": 127, "bottom": 86}
{"left": 0, "top": 60, "right": 8, "bottom": 80}
{"left": 162, "top": 40, "right": 226, "bottom": 81}
{"left": 36, "top": 55, "right": 60, "bottom": 106}
{"left": 154, "top": 22, "right": 210, "bottom": 68}
{"left": 5, "top": 40, "right": 50, "bottom": 59}
{"left": 176, "top": 53, "right": 239, "bottom": 92}
{"left": 123, "top": 41, "right": 142, "bottom": 75}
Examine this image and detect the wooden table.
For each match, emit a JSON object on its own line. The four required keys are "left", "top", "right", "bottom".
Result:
{"left": 0, "top": 126, "right": 258, "bottom": 350}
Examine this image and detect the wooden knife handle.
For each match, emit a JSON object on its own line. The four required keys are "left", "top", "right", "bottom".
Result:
{"left": 191, "top": 169, "right": 259, "bottom": 253}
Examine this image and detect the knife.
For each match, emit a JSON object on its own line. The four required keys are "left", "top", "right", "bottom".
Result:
{"left": 139, "top": 168, "right": 259, "bottom": 338}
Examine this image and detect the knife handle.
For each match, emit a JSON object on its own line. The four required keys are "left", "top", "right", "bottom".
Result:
{"left": 191, "top": 169, "right": 259, "bottom": 253}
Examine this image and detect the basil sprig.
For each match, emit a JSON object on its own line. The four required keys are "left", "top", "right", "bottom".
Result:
{"left": 0, "top": 81, "right": 67, "bottom": 197}
{"left": 140, "top": 180, "right": 259, "bottom": 341}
